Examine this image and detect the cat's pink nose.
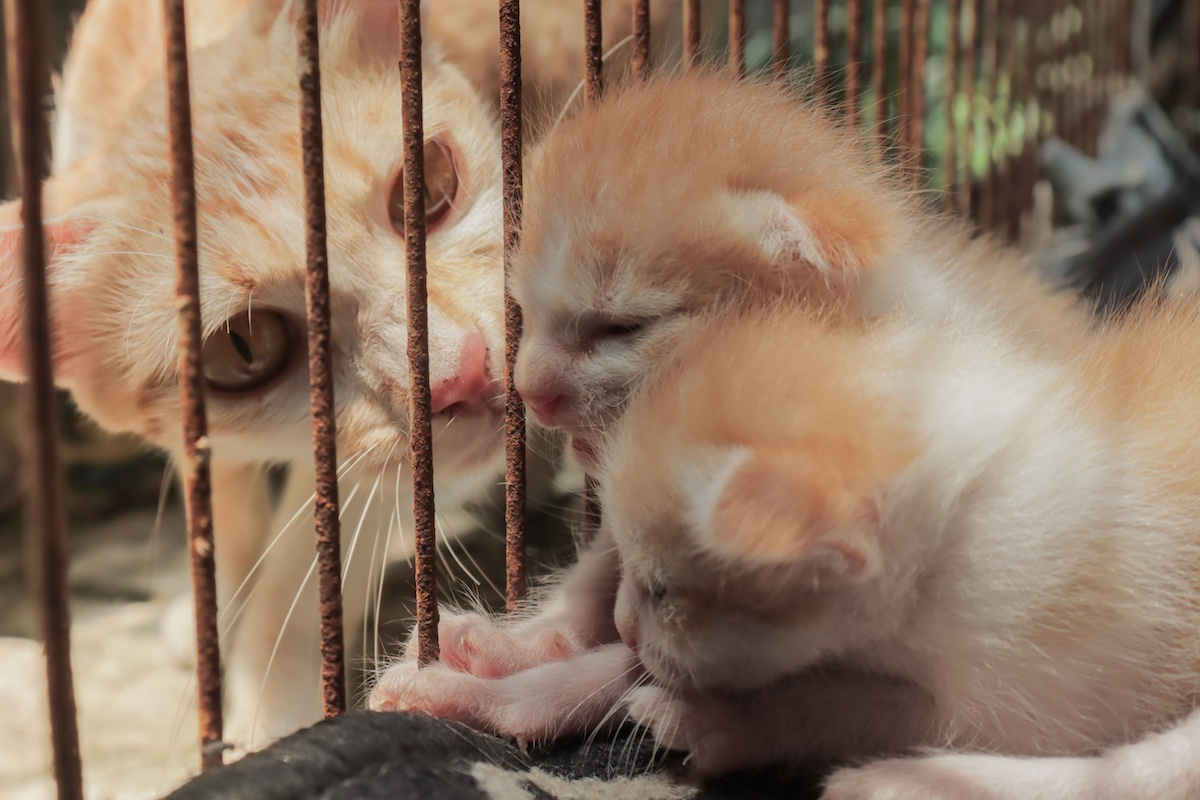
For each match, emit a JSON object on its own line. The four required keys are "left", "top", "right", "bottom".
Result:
{"left": 430, "top": 332, "right": 492, "bottom": 415}
{"left": 521, "top": 390, "right": 564, "bottom": 425}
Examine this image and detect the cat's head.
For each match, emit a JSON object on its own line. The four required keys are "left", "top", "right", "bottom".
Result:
{"left": 0, "top": 0, "right": 508, "bottom": 484}
{"left": 511, "top": 70, "right": 907, "bottom": 469}
{"left": 596, "top": 309, "right": 918, "bottom": 692}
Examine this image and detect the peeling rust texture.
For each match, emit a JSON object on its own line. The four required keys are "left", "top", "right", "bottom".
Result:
{"left": 296, "top": 0, "right": 346, "bottom": 717}
{"left": 943, "top": 0, "right": 960, "bottom": 210}
{"left": 13, "top": 0, "right": 84, "bottom": 794}
{"left": 585, "top": 0, "right": 603, "bottom": 101}
{"left": 730, "top": 0, "right": 746, "bottom": 77}
{"left": 500, "top": 0, "right": 528, "bottom": 611}
{"left": 162, "top": 0, "right": 224, "bottom": 770}
{"left": 910, "top": 0, "right": 930, "bottom": 169}
{"left": 846, "top": 0, "right": 864, "bottom": 126}
{"left": 772, "top": 0, "right": 789, "bottom": 80}
{"left": 399, "top": 0, "right": 440, "bottom": 666}
{"left": 872, "top": 0, "right": 889, "bottom": 147}
{"left": 814, "top": 0, "right": 830, "bottom": 96}
{"left": 632, "top": 0, "right": 651, "bottom": 80}
{"left": 978, "top": 0, "right": 999, "bottom": 230}
{"left": 685, "top": 0, "right": 702, "bottom": 68}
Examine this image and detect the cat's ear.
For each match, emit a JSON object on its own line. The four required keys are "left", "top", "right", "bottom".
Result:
{"left": 720, "top": 188, "right": 893, "bottom": 277}
{"left": 0, "top": 199, "right": 96, "bottom": 383}
{"left": 690, "top": 449, "right": 882, "bottom": 586}
{"left": 246, "top": 0, "right": 432, "bottom": 64}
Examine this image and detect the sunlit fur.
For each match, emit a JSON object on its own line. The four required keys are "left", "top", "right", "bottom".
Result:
{"left": 0, "top": 0, "right": 546, "bottom": 746}
{"left": 510, "top": 69, "right": 1087, "bottom": 470}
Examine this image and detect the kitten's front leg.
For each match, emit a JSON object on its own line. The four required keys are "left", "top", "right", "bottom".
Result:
{"left": 371, "top": 642, "right": 640, "bottom": 746}
{"left": 626, "top": 671, "right": 936, "bottom": 776}
{"left": 823, "top": 704, "right": 1200, "bottom": 800}
{"left": 406, "top": 525, "right": 621, "bottom": 677}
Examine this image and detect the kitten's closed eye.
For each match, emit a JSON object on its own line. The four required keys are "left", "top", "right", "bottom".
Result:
{"left": 202, "top": 311, "right": 295, "bottom": 392}
{"left": 596, "top": 321, "right": 646, "bottom": 339}
{"left": 388, "top": 136, "right": 460, "bottom": 234}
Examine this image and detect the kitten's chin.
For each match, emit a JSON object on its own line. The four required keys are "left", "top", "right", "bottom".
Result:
{"left": 568, "top": 436, "right": 601, "bottom": 470}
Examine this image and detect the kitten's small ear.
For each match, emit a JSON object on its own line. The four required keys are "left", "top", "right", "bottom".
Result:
{"left": 0, "top": 200, "right": 95, "bottom": 383}
{"left": 691, "top": 450, "right": 881, "bottom": 585}
{"left": 721, "top": 188, "right": 892, "bottom": 277}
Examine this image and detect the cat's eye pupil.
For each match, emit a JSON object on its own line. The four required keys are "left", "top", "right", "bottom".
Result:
{"left": 230, "top": 331, "right": 253, "bottom": 365}
{"left": 201, "top": 311, "right": 294, "bottom": 393}
{"left": 387, "top": 136, "right": 460, "bottom": 236}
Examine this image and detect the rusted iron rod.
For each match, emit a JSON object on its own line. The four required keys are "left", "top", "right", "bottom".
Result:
{"left": 162, "top": 0, "right": 224, "bottom": 771}
{"left": 399, "top": 0, "right": 439, "bottom": 665}
{"left": 730, "top": 0, "right": 746, "bottom": 77}
{"left": 684, "top": 0, "right": 701, "bottom": 67}
{"left": 815, "top": 0, "right": 830, "bottom": 97}
{"left": 499, "top": 0, "right": 527, "bottom": 610}
{"left": 979, "top": 0, "right": 999, "bottom": 230}
{"left": 585, "top": 0, "right": 603, "bottom": 100}
{"left": 12, "top": 0, "right": 84, "bottom": 794}
{"left": 296, "top": 0, "right": 346, "bottom": 717}
{"left": 632, "top": 0, "right": 651, "bottom": 80}
{"left": 846, "top": 0, "right": 864, "bottom": 128}
{"left": 772, "top": 0, "right": 789, "bottom": 80}
{"left": 961, "top": 0, "right": 978, "bottom": 219}
{"left": 911, "top": 0, "right": 931, "bottom": 169}
{"left": 898, "top": 0, "right": 915, "bottom": 155}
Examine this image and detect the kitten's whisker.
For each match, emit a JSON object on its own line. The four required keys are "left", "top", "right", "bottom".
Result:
{"left": 551, "top": 33, "right": 636, "bottom": 129}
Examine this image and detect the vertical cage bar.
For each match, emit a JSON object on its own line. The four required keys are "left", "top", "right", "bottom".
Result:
{"left": 910, "top": 0, "right": 930, "bottom": 168}
{"left": 846, "top": 0, "right": 864, "bottom": 128}
{"left": 684, "top": 0, "right": 702, "bottom": 67}
{"left": 162, "top": 0, "right": 224, "bottom": 770}
{"left": 499, "top": 0, "right": 527, "bottom": 610}
{"left": 584, "top": 0, "right": 603, "bottom": 100}
{"left": 873, "top": 0, "right": 889, "bottom": 145}
{"left": 992, "top": 0, "right": 1012, "bottom": 234}
{"left": 773, "top": 0, "right": 790, "bottom": 80}
{"left": 815, "top": 0, "right": 830, "bottom": 96}
{"left": 944, "top": 0, "right": 961, "bottom": 209}
{"left": 12, "top": 0, "right": 84, "bottom": 793}
{"left": 296, "top": 0, "right": 346, "bottom": 717}
{"left": 730, "top": 0, "right": 746, "bottom": 77}
{"left": 632, "top": 0, "right": 651, "bottom": 80}
{"left": 399, "top": 0, "right": 439, "bottom": 666}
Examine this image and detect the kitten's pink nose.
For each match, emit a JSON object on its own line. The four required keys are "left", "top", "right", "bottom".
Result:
{"left": 430, "top": 332, "right": 492, "bottom": 415}
{"left": 520, "top": 390, "right": 564, "bottom": 425}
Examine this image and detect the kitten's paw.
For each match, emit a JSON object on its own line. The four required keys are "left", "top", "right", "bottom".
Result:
{"left": 369, "top": 660, "right": 486, "bottom": 726}
{"left": 625, "top": 686, "right": 749, "bottom": 775}
{"left": 406, "top": 611, "right": 581, "bottom": 678}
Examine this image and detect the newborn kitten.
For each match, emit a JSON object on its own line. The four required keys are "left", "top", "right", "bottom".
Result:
{"left": 9, "top": 0, "right": 520, "bottom": 745}
{"left": 376, "top": 293, "right": 1200, "bottom": 800}
{"left": 370, "top": 70, "right": 1091, "bottom": 683}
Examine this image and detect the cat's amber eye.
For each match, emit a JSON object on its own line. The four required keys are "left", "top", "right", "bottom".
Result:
{"left": 387, "top": 137, "right": 460, "bottom": 235}
{"left": 202, "top": 311, "right": 294, "bottom": 393}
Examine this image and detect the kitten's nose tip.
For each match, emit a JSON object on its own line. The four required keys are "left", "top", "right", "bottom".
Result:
{"left": 521, "top": 391, "right": 563, "bottom": 425}
{"left": 431, "top": 332, "right": 492, "bottom": 415}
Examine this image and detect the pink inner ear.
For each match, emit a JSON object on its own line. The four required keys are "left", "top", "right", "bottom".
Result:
{"left": 0, "top": 212, "right": 93, "bottom": 382}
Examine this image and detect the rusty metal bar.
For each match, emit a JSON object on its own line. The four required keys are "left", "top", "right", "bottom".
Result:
{"left": 773, "top": 0, "right": 790, "bottom": 80}
{"left": 399, "top": 0, "right": 439, "bottom": 666}
{"left": 993, "top": 0, "right": 1012, "bottom": 234}
{"left": 846, "top": 0, "right": 863, "bottom": 128}
{"left": 873, "top": 0, "right": 889, "bottom": 146}
{"left": 162, "top": 0, "right": 224, "bottom": 770}
{"left": 960, "top": 0, "right": 978, "bottom": 218}
{"left": 585, "top": 0, "right": 603, "bottom": 99}
{"left": 499, "top": 0, "right": 527, "bottom": 610}
{"left": 296, "top": 0, "right": 346, "bottom": 717}
{"left": 815, "top": 0, "right": 830, "bottom": 96}
{"left": 12, "top": 0, "right": 84, "bottom": 794}
{"left": 730, "top": 0, "right": 746, "bottom": 77}
{"left": 910, "top": 0, "right": 930, "bottom": 169}
{"left": 943, "top": 0, "right": 960, "bottom": 209}
{"left": 632, "top": 0, "right": 650, "bottom": 80}
{"left": 684, "top": 0, "right": 701, "bottom": 67}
